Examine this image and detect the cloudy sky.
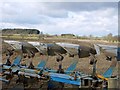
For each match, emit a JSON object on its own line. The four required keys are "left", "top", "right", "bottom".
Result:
{"left": 0, "top": 2, "right": 118, "bottom": 36}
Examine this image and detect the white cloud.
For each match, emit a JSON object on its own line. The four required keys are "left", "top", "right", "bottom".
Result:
{"left": 0, "top": 2, "right": 118, "bottom": 36}
{"left": 39, "top": 8, "right": 117, "bottom": 36}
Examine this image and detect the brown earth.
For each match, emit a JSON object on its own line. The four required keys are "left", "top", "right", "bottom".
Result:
{"left": 2, "top": 38, "right": 118, "bottom": 75}
{"left": 1, "top": 38, "right": 118, "bottom": 89}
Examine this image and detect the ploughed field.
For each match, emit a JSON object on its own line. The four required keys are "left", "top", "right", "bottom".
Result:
{"left": 1, "top": 38, "right": 118, "bottom": 89}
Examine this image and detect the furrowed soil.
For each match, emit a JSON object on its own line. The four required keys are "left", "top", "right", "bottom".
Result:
{"left": 1, "top": 38, "right": 118, "bottom": 89}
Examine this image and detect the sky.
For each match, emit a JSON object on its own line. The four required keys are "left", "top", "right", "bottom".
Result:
{"left": 0, "top": 1, "right": 118, "bottom": 36}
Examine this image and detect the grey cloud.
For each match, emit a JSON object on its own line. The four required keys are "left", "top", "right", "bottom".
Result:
{"left": 35, "top": 2, "right": 118, "bottom": 18}
{"left": 38, "top": 8, "right": 68, "bottom": 18}
{"left": 42, "top": 2, "right": 117, "bottom": 12}
{"left": 2, "top": 14, "right": 52, "bottom": 25}
{"left": 1, "top": 2, "right": 117, "bottom": 20}
{"left": 1, "top": 2, "right": 118, "bottom": 36}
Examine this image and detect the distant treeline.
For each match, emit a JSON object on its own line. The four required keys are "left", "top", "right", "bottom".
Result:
{"left": 76, "top": 33, "right": 119, "bottom": 42}
{"left": 2, "top": 28, "right": 40, "bottom": 34}
{"left": 1, "top": 29, "right": 119, "bottom": 42}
